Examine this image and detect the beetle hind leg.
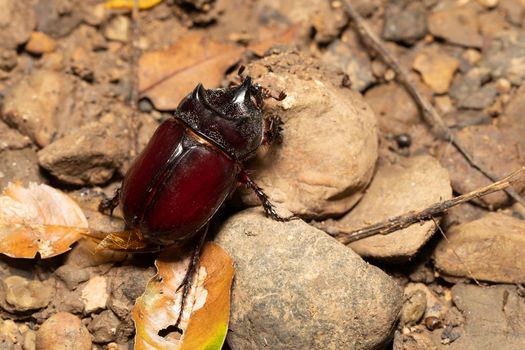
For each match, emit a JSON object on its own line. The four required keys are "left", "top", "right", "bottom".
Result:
{"left": 171, "top": 226, "right": 208, "bottom": 334}
{"left": 98, "top": 186, "right": 121, "bottom": 216}
{"left": 239, "top": 171, "right": 296, "bottom": 222}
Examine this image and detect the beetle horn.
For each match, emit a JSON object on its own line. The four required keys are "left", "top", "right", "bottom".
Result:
{"left": 233, "top": 77, "right": 252, "bottom": 104}
{"left": 192, "top": 83, "right": 205, "bottom": 100}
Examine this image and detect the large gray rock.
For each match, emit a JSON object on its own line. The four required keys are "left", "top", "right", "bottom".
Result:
{"left": 215, "top": 208, "right": 402, "bottom": 350}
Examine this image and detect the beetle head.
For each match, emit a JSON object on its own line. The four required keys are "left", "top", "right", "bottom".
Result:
{"left": 176, "top": 77, "right": 266, "bottom": 160}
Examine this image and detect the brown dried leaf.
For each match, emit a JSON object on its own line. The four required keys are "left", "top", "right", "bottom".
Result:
{"left": 0, "top": 182, "right": 88, "bottom": 258}
{"left": 133, "top": 242, "right": 234, "bottom": 350}
{"left": 139, "top": 27, "right": 299, "bottom": 110}
{"left": 139, "top": 32, "right": 243, "bottom": 110}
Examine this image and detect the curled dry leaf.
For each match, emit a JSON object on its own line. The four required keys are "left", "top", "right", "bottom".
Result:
{"left": 105, "top": 0, "right": 164, "bottom": 10}
{"left": 0, "top": 182, "right": 88, "bottom": 258}
{"left": 139, "top": 27, "right": 299, "bottom": 110}
{"left": 132, "top": 242, "right": 234, "bottom": 350}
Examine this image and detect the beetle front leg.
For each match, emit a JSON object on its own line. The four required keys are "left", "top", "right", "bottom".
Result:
{"left": 98, "top": 186, "right": 121, "bottom": 216}
{"left": 239, "top": 171, "right": 295, "bottom": 222}
{"left": 263, "top": 115, "right": 284, "bottom": 145}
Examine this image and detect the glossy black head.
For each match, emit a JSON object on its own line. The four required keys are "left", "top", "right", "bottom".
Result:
{"left": 175, "top": 77, "right": 265, "bottom": 160}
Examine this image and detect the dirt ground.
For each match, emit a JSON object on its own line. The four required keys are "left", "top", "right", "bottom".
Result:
{"left": 1, "top": 0, "right": 525, "bottom": 349}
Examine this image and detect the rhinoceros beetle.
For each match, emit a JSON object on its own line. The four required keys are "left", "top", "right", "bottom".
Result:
{"left": 99, "top": 75, "right": 289, "bottom": 331}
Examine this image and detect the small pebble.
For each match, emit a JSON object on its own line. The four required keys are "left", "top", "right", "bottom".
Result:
{"left": 400, "top": 290, "right": 427, "bottom": 326}
{"left": 477, "top": 0, "right": 499, "bottom": 8}
{"left": 25, "top": 32, "right": 56, "bottom": 55}
{"left": 104, "top": 16, "right": 131, "bottom": 42}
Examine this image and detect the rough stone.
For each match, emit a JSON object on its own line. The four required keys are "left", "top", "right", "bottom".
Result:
{"left": 35, "top": 0, "right": 84, "bottom": 38}
{"left": 37, "top": 114, "right": 130, "bottom": 186}
{"left": 241, "top": 52, "right": 378, "bottom": 219}
{"left": 1, "top": 69, "right": 77, "bottom": 147}
{"left": 254, "top": 0, "right": 348, "bottom": 44}
{"left": 404, "top": 283, "right": 449, "bottom": 321}
{"left": 335, "top": 156, "right": 452, "bottom": 261}
{"left": 438, "top": 124, "right": 524, "bottom": 208}
{"left": 449, "top": 68, "right": 498, "bottom": 109}
{"left": 434, "top": 212, "right": 525, "bottom": 284}
{"left": 0, "top": 148, "right": 44, "bottom": 190}
{"left": 81, "top": 276, "right": 109, "bottom": 314}
{"left": 394, "top": 331, "right": 437, "bottom": 350}
{"left": 500, "top": 0, "right": 524, "bottom": 26}
{"left": 215, "top": 208, "right": 403, "bottom": 350}
{"left": 0, "top": 0, "right": 37, "bottom": 49}
{"left": 108, "top": 265, "right": 155, "bottom": 341}
{"left": 428, "top": 5, "right": 483, "bottom": 48}
{"left": 0, "top": 121, "right": 32, "bottom": 152}
{"left": 36, "top": 312, "right": 91, "bottom": 350}
{"left": 321, "top": 37, "right": 376, "bottom": 92}
{"left": 364, "top": 82, "right": 420, "bottom": 135}
{"left": 54, "top": 265, "right": 90, "bottom": 290}
{"left": 413, "top": 45, "right": 459, "bottom": 94}
{"left": 435, "top": 284, "right": 525, "bottom": 349}
{"left": 88, "top": 309, "right": 120, "bottom": 343}
{"left": 478, "top": 9, "right": 512, "bottom": 40}
{"left": 400, "top": 289, "right": 427, "bottom": 326}
{"left": 2, "top": 276, "right": 54, "bottom": 312}
{"left": 25, "top": 32, "right": 57, "bottom": 54}
{"left": 383, "top": 0, "right": 427, "bottom": 44}
{"left": 481, "top": 30, "right": 525, "bottom": 85}
{"left": 0, "top": 319, "right": 22, "bottom": 348}
{"left": 500, "top": 84, "right": 525, "bottom": 149}
{"left": 0, "top": 48, "right": 17, "bottom": 71}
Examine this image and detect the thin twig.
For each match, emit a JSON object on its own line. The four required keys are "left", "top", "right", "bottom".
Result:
{"left": 340, "top": 0, "right": 525, "bottom": 207}
{"left": 334, "top": 167, "right": 525, "bottom": 244}
{"left": 128, "top": 0, "right": 142, "bottom": 158}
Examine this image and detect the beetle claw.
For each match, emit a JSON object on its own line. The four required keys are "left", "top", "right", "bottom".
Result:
{"left": 98, "top": 187, "right": 121, "bottom": 217}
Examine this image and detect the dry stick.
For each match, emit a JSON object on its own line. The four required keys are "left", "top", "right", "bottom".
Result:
{"left": 340, "top": 0, "right": 525, "bottom": 207}
{"left": 128, "top": 0, "right": 142, "bottom": 158}
{"left": 335, "top": 167, "right": 525, "bottom": 244}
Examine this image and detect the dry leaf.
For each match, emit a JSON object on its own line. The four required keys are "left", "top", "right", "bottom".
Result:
{"left": 0, "top": 182, "right": 88, "bottom": 258}
{"left": 105, "top": 0, "right": 164, "bottom": 10}
{"left": 133, "top": 242, "right": 234, "bottom": 350}
{"left": 139, "top": 31, "right": 244, "bottom": 110}
{"left": 139, "top": 27, "right": 299, "bottom": 110}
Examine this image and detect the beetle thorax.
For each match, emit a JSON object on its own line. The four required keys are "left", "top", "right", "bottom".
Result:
{"left": 175, "top": 78, "right": 265, "bottom": 161}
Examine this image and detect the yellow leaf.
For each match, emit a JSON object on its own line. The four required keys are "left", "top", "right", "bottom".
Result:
{"left": 133, "top": 242, "right": 234, "bottom": 350}
{"left": 105, "top": 0, "right": 164, "bottom": 10}
{"left": 0, "top": 183, "right": 88, "bottom": 258}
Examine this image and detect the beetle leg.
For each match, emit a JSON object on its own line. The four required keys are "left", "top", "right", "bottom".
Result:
{"left": 263, "top": 114, "right": 284, "bottom": 145}
{"left": 239, "top": 171, "right": 295, "bottom": 222}
{"left": 98, "top": 187, "right": 121, "bottom": 216}
{"left": 261, "top": 86, "right": 286, "bottom": 101}
{"left": 172, "top": 226, "right": 208, "bottom": 333}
